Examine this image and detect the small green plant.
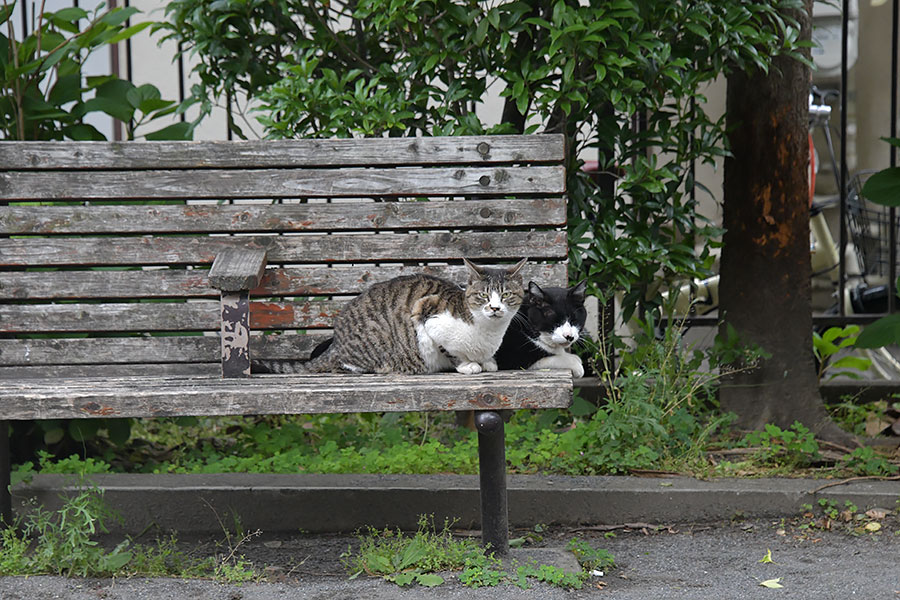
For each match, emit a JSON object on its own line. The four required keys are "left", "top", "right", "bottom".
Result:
{"left": 0, "top": 487, "right": 132, "bottom": 577}
{"left": 514, "top": 561, "right": 584, "bottom": 590}
{"left": 813, "top": 325, "right": 871, "bottom": 383}
{"left": 839, "top": 446, "right": 900, "bottom": 477}
{"left": 567, "top": 538, "right": 616, "bottom": 572}
{"left": 458, "top": 554, "right": 506, "bottom": 588}
{"left": 125, "top": 534, "right": 217, "bottom": 578}
{"left": 739, "top": 422, "right": 822, "bottom": 468}
{"left": 342, "top": 515, "right": 613, "bottom": 589}
{"left": 342, "top": 515, "right": 481, "bottom": 587}
{"left": 0, "top": 485, "right": 263, "bottom": 581}
{"left": 818, "top": 498, "right": 841, "bottom": 521}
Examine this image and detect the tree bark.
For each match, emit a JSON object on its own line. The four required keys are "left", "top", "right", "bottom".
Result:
{"left": 718, "top": 0, "right": 855, "bottom": 446}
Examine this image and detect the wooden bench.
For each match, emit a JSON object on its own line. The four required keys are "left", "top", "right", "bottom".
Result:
{"left": 0, "top": 135, "right": 572, "bottom": 553}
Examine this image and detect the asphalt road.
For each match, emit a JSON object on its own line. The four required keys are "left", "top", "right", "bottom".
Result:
{"left": 1, "top": 516, "right": 898, "bottom": 599}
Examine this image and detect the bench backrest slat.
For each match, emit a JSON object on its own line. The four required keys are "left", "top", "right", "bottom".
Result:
{"left": 1, "top": 135, "right": 567, "bottom": 375}
{"left": 2, "top": 198, "right": 565, "bottom": 235}
{"left": 0, "top": 135, "right": 564, "bottom": 169}
{"left": 1, "top": 166, "right": 564, "bottom": 201}
{"left": 4, "top": 231, "right": 565, "bottom": 267}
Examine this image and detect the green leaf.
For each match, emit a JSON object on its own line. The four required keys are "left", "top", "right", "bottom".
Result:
{"left": 106, "top": 21, "right": 154, "bottom": 46}
{"left": 69, "top": 420, "right": 100, "bottom": 442}
{"left": 570, "top": 395, "right": 596, "bottom": 417}
{"left": 759, "top": 578, "right": 784, "bottom": 589}
{"left": 856, "top": 313, "right": 900, "bottom": 348}
{"left": 0, "top": 4, "right": 14, "bottom": 25}
{"left": 396, "top": 540, "right": 427, "bottom": 570}
{"left": 63, "top": 123, "right": 106, "bottom": 141}
{"left": 48, "top": 74, "right": 83, "bottom": 106}
{"left": 415, "top": 573, "right": 444, "bottom": 587}
{"left": 101, "top": 546, "right": 133, "bottom": 572}
{"left": 861, "top": 167, "right": 900, "bottom": 207}
{"left": 366, "top": 554, "right": 392, "bottom": 574}
{"left": 100, "top": 7, "right": 140, "bottom": 28}
{"left": 81, "top": 96, "right": 134, "bottom": 122}
{"left": 387, "top": 572, "right": 416, "bottom": 586}
{"left": 105, "top": 418, "right": 132, "bottom": 445}
{"left": 827, "top": 355, "right": 871, "bottom": 372}
{"left": 487, "top": 8, "right": 500, "bottom": 29}
{"left": 474, "top": 18, "right": 489, "bottom": 46}
{"left": 143, "top": 121, "right": 192, "bottom": 141}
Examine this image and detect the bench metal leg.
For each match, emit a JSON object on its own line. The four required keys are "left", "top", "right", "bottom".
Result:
{"left": 0, "top": 420, "right": 11, "bottom": 526}
{"left": 475, "top": 411, "right": 508, "bottom": 555}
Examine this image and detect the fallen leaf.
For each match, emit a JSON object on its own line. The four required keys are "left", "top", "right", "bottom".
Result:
{"left": 760, "top": 578, "right": 784, "bottom": 589}
{"left": 865, "top": 521, "right": 882, "bottom": 533}
{"left": 866, "top": 508, "right": 889, "bottom": 520}
{"left": 759, "top": 548, "right": 775, "bottom": 564}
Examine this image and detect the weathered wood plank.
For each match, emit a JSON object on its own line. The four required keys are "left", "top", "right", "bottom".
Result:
{"left": 0, "top": 335, "right": 328, "bottom": 366}
{"left": 0, "top": 364, "right": 221, "bottom": 378}
{"left": 219, "top": 291, "right": 252, "bottom": 377}
{"left": 0, "top": 135, "right": 565, "bottom": 170}
{"left": 209, "top": 249, "right": 268, "bottom": 291}
{"left": 0, "top": 300, "right": 344, "bottom": 333}
{"left": 1, "top": 263, "right": 568, "bottom": 300}
{"left": 0, "top": 166, "right": 565, "bottom": 201}
{"left": 1, "top": 198, "right": 566, "bottom": 234}
{"left": 0, "top": 371, "right": 574, "bottom": 419}
{"left": 2, "top": 231, "right": 566, "bottom": 267}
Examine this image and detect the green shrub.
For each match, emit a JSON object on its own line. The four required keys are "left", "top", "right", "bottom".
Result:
{"left": 1, "top": 1, "right": 187, "bottom": 141}
{"left": 160, "top": 0, "right": 809, "bottom": 317}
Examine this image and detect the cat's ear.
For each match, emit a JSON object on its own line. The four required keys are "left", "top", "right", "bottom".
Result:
{"left": 527, "top": 281, "right": 546, "bottom": 302}
{"left": 462, "top": 257, "right": 485, "bottom": 281}
{"left": 569, "top": 280, "right": 587, "bottom": 303}
{"left": 507, "top": 258, "right": 527, "bottom": 277}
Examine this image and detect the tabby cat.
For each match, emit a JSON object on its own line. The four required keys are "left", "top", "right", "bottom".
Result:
{"left": 494, "top": 281, "right": 587, "bottom": 378}
{"left": 253, "top": 258, "right": 527, "bottom": 375}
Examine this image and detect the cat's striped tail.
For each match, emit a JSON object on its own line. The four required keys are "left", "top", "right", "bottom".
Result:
{"left": 251, "top": 351, "right": 342, "bottom": 374}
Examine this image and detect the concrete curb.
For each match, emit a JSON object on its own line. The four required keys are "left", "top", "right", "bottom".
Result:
{"left": 13, "top": 473, "right": 900, "bottom": 535}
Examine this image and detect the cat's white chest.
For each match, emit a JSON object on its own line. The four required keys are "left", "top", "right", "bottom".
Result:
{"left": 416, "top": 311, "right": 508, "bottom": 372}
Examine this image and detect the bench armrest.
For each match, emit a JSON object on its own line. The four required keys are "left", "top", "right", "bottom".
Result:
{"left": 209, "top": 249, "right": 266, "bottom": 378}
{"left": 209, "top": 249, "right": 267, "bottom": 291}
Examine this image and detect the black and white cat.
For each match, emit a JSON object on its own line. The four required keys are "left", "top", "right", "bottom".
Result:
{"left": 494, "top": 281, "right": 587, "bottom": 378}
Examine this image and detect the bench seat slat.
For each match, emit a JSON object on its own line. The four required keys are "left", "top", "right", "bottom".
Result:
{"left": 0, "top": 371, "right": 574, "bottom": 419}
{"left": 3, "top": 231, "right": 566, "bottom": 267}
{"left": 0, "top": 166, "right": 565, "bottom": 201}
{"left": 1, "top": 364, "right": 221, "bottom": 378}
{"left": 1, "top": 198, "right": 565, "bottom": 235}
{"left": 2, "top": 264, "right": 567, "bottom": 301}
{"left": 1, "top": 136, "right": 565, "bottom": 170}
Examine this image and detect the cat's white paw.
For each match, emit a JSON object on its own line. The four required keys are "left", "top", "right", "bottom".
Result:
{"left": 482, "top": 358, "right": 498, "bottom": 372}
{"left": 530, "top": 353, "right": 584, "bottom": 378}
{"left": 456, "top": 361, "right": 483, "bottom": 375}
{"left": 568, "top": 355, "right": 585, "bottom": 379}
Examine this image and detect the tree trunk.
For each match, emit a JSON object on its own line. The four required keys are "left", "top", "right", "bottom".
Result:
{"left": 718, "top": 0, "right": 854, "bottom": 446}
